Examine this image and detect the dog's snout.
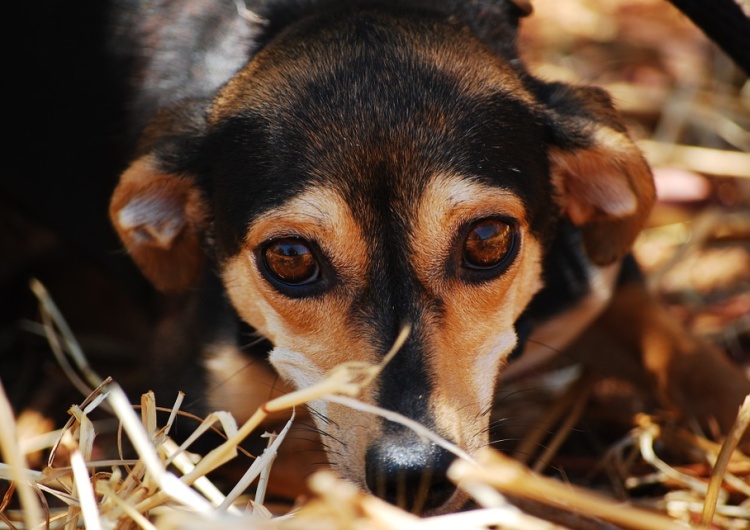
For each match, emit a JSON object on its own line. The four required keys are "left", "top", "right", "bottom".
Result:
{"left": 365, "top": 438, "right": 456, "bottom": 513}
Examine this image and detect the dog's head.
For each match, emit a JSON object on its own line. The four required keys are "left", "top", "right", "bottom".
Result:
{"left": 110, "top": 0, "right": 653, "bottom": 514}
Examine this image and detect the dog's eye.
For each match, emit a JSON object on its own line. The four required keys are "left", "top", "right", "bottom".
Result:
{"left": 462, "top": 218, "right": 516, "bottom": 271}
{"left": 262, "top": 238, "right": 320, "bottom": 285}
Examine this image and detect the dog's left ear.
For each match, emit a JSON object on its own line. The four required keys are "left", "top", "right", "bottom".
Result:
{"left": 541, "top": 83, "right": 655, "bottom": 265}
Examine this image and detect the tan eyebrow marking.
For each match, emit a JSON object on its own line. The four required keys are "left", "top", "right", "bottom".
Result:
{"left": 409, "top": 173, "right": 529, "bottom": 288}
{"left": 221, "top": 184, "right": 372, "bottom": 347}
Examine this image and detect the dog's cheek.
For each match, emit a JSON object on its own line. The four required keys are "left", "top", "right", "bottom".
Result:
{"left": 427, "top": 236, "right": 544, "bottom": 450}
{"left": 268, "top": 347, "right": 327, "bottom": 396}
{"left": 428, "top": 326, "right": 518, "bottom": 452}
{"left": 221, "top": 249, "right": 386, "bottom": 415}
{"left": 268, "top": 346, "right": 380, "bottom": 485}
{"left": 203, "top": 341, "right": 294, "bottom": 423}
{"left": 429, "top": 328, "right": 517, "bottom": 451}
{"left": 471, "top": 330, "right": 518, "bottom": 409}
{"left": 267, "top": 347, "right": 331, "bottom": 432}
{"left": 221, "top": 255, "right": 275, "bottom": 339}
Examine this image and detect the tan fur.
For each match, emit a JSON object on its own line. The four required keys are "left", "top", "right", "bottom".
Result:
{"left": 203, "top": 341, "right": 294, "bottom": 422}
{"left": 409, "top": 174, "right": 544, "bottom": 448}
{"left": 569, "top": 281, "right": 750, "bottom": 434}
{"left": 502, "top": 261, "right": 621, "bottom": 380}
{"left": 218, "top": 174, "right": 545, "bottom": 488}
{"left": 220, "top": 186, "right": 384, "bottom": 483}
{"left": 109, "top": 154, "right": 208, "bottom": 292}
{"left": 550, "top": 126, "right": 655, "bottom": 266}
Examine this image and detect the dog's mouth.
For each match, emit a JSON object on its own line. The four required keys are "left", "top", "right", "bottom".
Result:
{"left": 364, "top": 434, "right": 462, "bottom": 514}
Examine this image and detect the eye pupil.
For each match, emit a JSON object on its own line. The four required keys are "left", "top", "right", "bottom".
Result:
{"left": 463, "top": 219, "right": 514, "bottom": 270}
{"left": 263, "top": 238, "right": 320, "bottom": 285}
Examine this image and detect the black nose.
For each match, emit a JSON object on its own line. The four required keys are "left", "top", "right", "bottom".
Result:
{"left": 365, "top": 438, "right": 457, "bottom": 513}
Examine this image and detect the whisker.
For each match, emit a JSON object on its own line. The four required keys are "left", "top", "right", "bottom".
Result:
{"left": 296, "top": 426, "right": 347, "bottom": 448}
{"left": 486, "top": 418, "right": 539, "bottom": 430}
{"left": 308, "top": 407, "right": 338, "bottom": 428}
{"left": 284, "top": 435, "right": 326, "bottom": 446}
{"left": 478, "top": 402, "right": 494, "bottom": 418}
{"left": 494, "top": 383, "right": 556, "bottom": 403}
{"left": 525, "top": 337, "right": 564, "bottom": 356}
{"left": 238, "top": 335, "right": 271, "bottom": 350}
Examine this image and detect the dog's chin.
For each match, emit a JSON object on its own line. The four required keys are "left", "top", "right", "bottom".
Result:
{"left": 329, "top": 452, "right": 473, "bottom": 516}
{"left": 331, "top": 473, "right": 469, "bottom": 516}
{"left": 421, "top": 489, "right": 471, "bottom": 516}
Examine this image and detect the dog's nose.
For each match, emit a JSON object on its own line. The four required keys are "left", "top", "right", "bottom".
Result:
{"left": 365, "top": 438, "right": 456, "bottom": 513}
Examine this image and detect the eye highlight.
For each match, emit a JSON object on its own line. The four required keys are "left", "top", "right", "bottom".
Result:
{"left": 462, "top": 218, "right": 517, "bottom": 273}
{"left": 262, "top": 238, "right": 320, "bottom": 286}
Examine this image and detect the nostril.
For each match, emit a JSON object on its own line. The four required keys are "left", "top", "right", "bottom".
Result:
{"left": 365, "top": 441, "right": 457, "bottom": 513}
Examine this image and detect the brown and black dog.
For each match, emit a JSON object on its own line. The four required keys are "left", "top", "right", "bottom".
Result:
{"left": 102, "top": 0, "right": 750, "bottom": 515}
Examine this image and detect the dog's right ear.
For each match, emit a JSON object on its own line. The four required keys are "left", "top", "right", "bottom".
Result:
{"left": 110, "top": 154, "right": 208, "bottom": 292}
{"left": 537, "top": 82, "right": 655, "bottom": 266}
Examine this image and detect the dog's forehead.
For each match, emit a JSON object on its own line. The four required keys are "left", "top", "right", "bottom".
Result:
{"left": 205, "top": 7, "right": 554, "bottom": 255}
{"left": 210, "top": 7, "right": 531, "bottom": 121}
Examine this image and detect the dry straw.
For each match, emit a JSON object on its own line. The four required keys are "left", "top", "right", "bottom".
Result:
{"left": 0, "top": 280, "right": 748, "bottom": 529}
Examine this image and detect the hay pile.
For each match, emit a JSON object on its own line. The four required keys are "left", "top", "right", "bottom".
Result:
{"left": 0, "top": 281, "right": 748, "bottom": 529}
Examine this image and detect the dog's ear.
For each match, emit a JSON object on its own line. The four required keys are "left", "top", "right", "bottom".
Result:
{"left": 456, "top": 0, "right": 533, "bottom": 61}
{"left": 110, "top": 154, "right": 208, "bottom": 292}
{"left": 110, "top": 103, "right": 210, "bottom": 292}
{"left": 541, "top": 83, "right": 655, "bottom": 265}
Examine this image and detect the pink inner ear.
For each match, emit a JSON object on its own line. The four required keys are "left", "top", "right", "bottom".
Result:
{"left": 568, "top": 166, "right": 638, "bottom": 218}
{"left": 551, "top": 129, "right": 644, "bottom": 226}
{"left": 555, "top": 152, "right": 639, "bottom": 226}
{"left": 117, "top": 194, "right": 186, "bottom": 249}
{"left": 109, "top": 154, "right": 208, "bottom": 292}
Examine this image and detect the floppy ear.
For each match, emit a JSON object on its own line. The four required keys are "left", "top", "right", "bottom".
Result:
{"left": 110, "top": 153, "right": 208, "bottom": 292}
{"left": 543, "top": 84, "right": 655, "bottom": 265}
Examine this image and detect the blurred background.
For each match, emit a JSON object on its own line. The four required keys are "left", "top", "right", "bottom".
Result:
{"left": 521, "top": 0, "right": 750, "bottom": 370}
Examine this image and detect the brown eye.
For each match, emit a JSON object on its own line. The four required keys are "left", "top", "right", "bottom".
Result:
{"left": 262, "top": 238, "right": 320, "bottom": 285}
{"left": 463, "top": 219, "right": 516, "bottom": 270}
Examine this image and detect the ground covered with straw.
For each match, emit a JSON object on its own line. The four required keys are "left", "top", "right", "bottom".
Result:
{"left": 2, "top": 0, "right": 750, "bottom": 528}
{"left": 0, "top": 281, "right": 748, "bottom": 529}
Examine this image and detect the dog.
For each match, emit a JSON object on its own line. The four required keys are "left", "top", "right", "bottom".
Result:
{"left": 106, "top": 0, "right": 750, "bottom": 515}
